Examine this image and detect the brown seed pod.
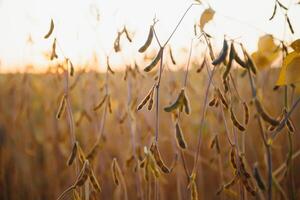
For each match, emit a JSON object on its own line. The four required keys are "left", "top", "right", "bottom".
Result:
{"left": 56, "top": 94, "right": 66, "bottom": 119}
{"left": 223, "top": 78, "right": 229, "bottom": 93}
{"left": 107, "top": 95, "right": 112, "bottom": 114}
{"left": 106, "top": 56, "right": 115, "bottom": 74}
{"left": 196, "top": 58, "right": 206, "bottom": 73}
{"left": 147, "top": 88, "right": 155, "bottom": 111}
{"left": 67, "top": 141, "right": 78, "bottom": 166}
{"left": 175, "top": 122, "right": 187, "bottom": 149}
{"left": 137, "top": 84, "right": 155, "bottom": 111}
{"left": 230, "top": 107, "right": 246, "bottom": 132}
{"left": 114, "top": 32, "right": 121, "bottom": 52}
{"left": 150, "top": 143, "right": 170, "bottom": 173}
{"left": 216, "top": 89, "right": 228, "bottom": 109}
{"left": 241, "top": 45, "right": 257, "bottom": 74}
{"left": 234, "top": 52, "right": 248, "bottom": 69}
{"left": 94, "top": 95, "right": 107, "bottom": 111}
{"left": 111, "top": 158, "right": 120, "bottom": 186}
{"left": 169, "top": 46, "right": 176, "bottom": 65}
{"left": 223, "top": 43, "right": 235, "bottom": 80}
{"left": 138, "top": 25, "right": 153, "bottom": 53}
{"left": 164, "top": 89, "right": 185, "bottom": 112}
{"left": 209, "top": 97, "right": 217, "bottom": 107}
{"left": 123, "top": 26, "right": 132, "bottom": 42}
{"left": 286, "top": 15, "right": 294, "bottom": 34}
{"left": 44, "top": 19, "right": 54, "bottom": 39}
{"left": 68, "top": 59, "right": 75, "bottom": 76}
{"left": 50, "top": 38, "right": 58, "bottom": 60}
{"left": 230, "top": 147, "right": 237, "bottom": 170}
{"left": 243, "top": 102, "right": 249, "bottom": 125}
{"left": 144, "top": 48, "right": 163, "bottom": 72}
{"left": 253, "top": 163, "right": 266, "bottom": 191}
{"left": 89, "top": 169, "right": 101, "bottom": 192}
{"left": 212, "top": 39, "right": 228, "bottom": 65}
{"left": 239, "top": 156, "right": 251, "bottom": 179}
{"left": 254, "top": 99, "right": 279, "bottom": 126}
{"left": 269, "top": 2, "right": 277, "bottom": 20}
{"left": 75, "top": 160, "right": 91, "bottom": 187}
{"left": 183, "top": 92, "right": 191, "bottom": 115}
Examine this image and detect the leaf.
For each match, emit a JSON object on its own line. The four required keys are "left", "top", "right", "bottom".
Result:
{"left": 276, "top": 51, "right": 300, "bottom": 85}
{"left": 291, "top": 39, "right": 300, "bottom": 52}
{"left": 44, "top": 19, "right": 54, "bottom": 39}
{"left": 251, "top": 34, "right": 279, "bottom": 69}
{"left": 199, "top": 8, "right": 215, "bottom": 31}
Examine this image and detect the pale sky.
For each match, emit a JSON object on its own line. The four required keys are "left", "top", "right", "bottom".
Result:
{"left": 0, "top": 0, "right": 299, "bottom": 72}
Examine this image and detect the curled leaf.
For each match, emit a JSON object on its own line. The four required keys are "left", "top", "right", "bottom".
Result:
{"left": 199, "top": 8, "right": 215, "bottom": 31}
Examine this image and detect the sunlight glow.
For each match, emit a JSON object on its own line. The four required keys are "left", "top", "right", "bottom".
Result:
{"left": 0, "top": 0, "right": 299, "bottom": 72}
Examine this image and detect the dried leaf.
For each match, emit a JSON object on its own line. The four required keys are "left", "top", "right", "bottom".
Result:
{"left": 199, "top": 8, "right": 215, "bottom": 31}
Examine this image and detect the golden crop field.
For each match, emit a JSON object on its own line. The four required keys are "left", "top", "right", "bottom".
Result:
{"left": 1, "top": 0, "right": 300, "bottom": 200}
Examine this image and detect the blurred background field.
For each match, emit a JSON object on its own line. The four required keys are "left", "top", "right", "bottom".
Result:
{"left": 0, "top": 64, "right": 299, "bottom": 199}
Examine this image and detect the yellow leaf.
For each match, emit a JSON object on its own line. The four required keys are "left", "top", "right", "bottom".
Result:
{"left": 251, "top": 52, "right": 271, "bottom": 69}
{"left": 199, "top": 8, "right": 215, "bottom": 31}
{"left": 252, "top": 34, "right": 280, "bottom": 69}
{"left": 276, "top": 51, "right": 300, "bottom": 85}
{"left": 258, "top": 34, "right": 277, "bottom": 53}
{"left": 291, "top": 39, "right": 300, "bottom": 52}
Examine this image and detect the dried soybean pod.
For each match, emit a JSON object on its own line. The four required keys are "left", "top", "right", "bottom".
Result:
{"left": 114, "top": 32, "right": 121, "bottom": 52}
{"left": 209, "top": 98, "right": 217, "bottom": 107}
{"left": 254, "top": 98, "right": 279, "bottom": 126}
{"left": 230, "top": 147, "right": 237, "bottom": 170}
{"left": 50, "top": 38, "right": 58, "bottom": 60}
{"left": 67, "top": 141, "right": 78, "bottom": 166}
{"left": 147, "top": 89, "right": 155, "bottom": 111}
{"left": 253, "top": 163, "right": 266, "bottom": 191}
{"left": 89, "top": 169, "right": 101, "bottom": 192}
{"left": 286, "top": 15, "right": 294, "bottom": 34}
{"left": 137, "top": 84, "right": 155, "bottom": 110}
{"left": 94, "top": 95, "right": 107, "bottom": 111}
{"left": 111, "top": 158, "right": 120, "bottom": 186}
{"left": 139, "top": 25, "right": 153, "bottom": 53}
{"left": 169, "top": 46, "right": 176, "bottom": 65}
{"left": 56, "top": 94, "right": 66, "bottom": 119}
{"left": 150, "top": 143, "right": 170, "bottom": 173}
{"left": 216, "top": 89, "right": 228, "bottom": 109}
{"left": 123, "top": 26, "right": 132, "bottom": 42}
{"left": 234, "top": 52, "right": 248, "bottom": 69}
{"left": 44, "top": 19, "right": 54, "bottom": 39}
{"left": 107, "top": 95, "right": 112, "bottom": 114}
{"left": 175, "top": 122, "right": 187, "bottom": 149}
{"left": 223, "top": 43, "right": 235, "bottom": 80}
{"left": 164, "top": 89, "right": 185, "bottom": 112}
{"left": 269, "top": 2, "right": 277, "bottom": 20}
{"left": 106, "top": 56, "right": 115, "bottom": 74}
{"left": 197, "top": 58, "right": 206, "bottom": 73}
{"left": 75, "top": 160, "right": 91, "bottom": 187}
{"left": 243, "top": 102, "right": 250, "bottom": 125}
{"left": 144, "top": 48, "right": 163, "bottom": 72}
{"left": 212, "top": 39, "right": 228, "bottom": 65}
{"left": 183, "top": 91, "right": 191, "bottom": 115}
{"left": 68, "top": 59, "right": 75, "bottom": 76}
{"left": 230, "top": 107, "right": 246, "bottom": 131}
